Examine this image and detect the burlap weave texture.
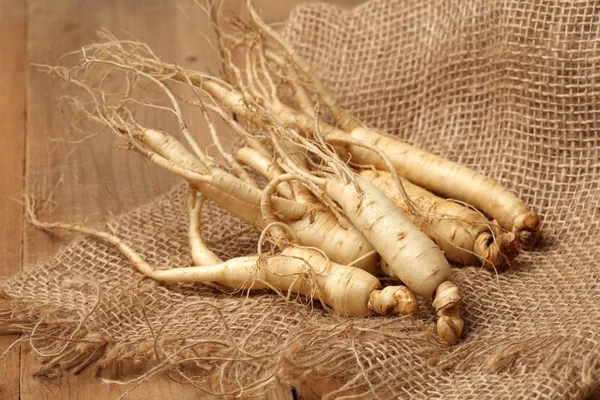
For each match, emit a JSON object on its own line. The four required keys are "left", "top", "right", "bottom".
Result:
{"left": 1, "top": 0, "right": 599, "bottom": 398}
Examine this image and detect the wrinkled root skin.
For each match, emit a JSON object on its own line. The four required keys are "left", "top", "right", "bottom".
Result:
{"left": 514, "top": 211, "right": 541, "bottom": 250}
{"left": 368, "top": 285, "right": 419, "bottom": 316}
{"left": 432, "top": 281, "right": 464, "bottom": 344}
{"left": 475, "top": 222, "right": 521, "bottom": 270}
{"left": 436, "top": 307, "right": 463, "bottom": 344}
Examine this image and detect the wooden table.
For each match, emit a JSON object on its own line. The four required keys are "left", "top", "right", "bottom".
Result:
{"left": 0, "top": 0, "right": 363, "bottom": 398}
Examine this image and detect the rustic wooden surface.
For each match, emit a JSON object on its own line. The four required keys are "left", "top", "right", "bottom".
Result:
{"left": 0, "top": 1, "right": 27, "bottom": 399}
{"left": 0, "top": 0, "right": 364, "bottom": 398}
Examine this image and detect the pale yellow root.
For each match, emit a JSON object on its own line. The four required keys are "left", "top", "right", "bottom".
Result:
{"left": 185, "top": 164, "right": 306, "bottom": 229}
{"left": 132, "top": 128, "right": 308, "bottom": 227}
{"left": 147, "top": 247, "right": 382, "bottom": 317}
{"left": 433, "top": 281, "right": 464, "bottom": 344}
{"left": 260, "top": 173, "right": 379, "bottom": 275}
{"left": 360, "top": 170, "right": 521, "bottom": 269}
{"left": 323, "top": 176, "right": 452, "bottom": 299}
{"left": 235, "top": 147, "right": 294, "bottom": 199}
{"left": 25, "top": 199, "right": 415, "bottom": 317}
{"left": 345, "top": 127, "right": 541, "bottom": 250}
{"left": 321, "top": 175, "right": 462, "bottom": 343}
{"left": 187, "top": 189, "right": 223, "bottom": 266}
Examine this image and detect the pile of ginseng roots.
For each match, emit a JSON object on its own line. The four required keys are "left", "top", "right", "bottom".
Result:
{"left": 29, "top": 0, "right": 540, "bottom": 345}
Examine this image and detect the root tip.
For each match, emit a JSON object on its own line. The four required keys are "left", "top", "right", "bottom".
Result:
{"left": 393, "top": 286, "right": 419, "bottom": 316}
{"left": 437, "top": 315, "right": 463, "bottom": 344}
{"left": 476, "top": 230, "right": 521, "bottom": 270}
{"left": 514, "top": 212, "right": 541, "bottom": 250}
{"left": 433, "top": 282, "right": 463, "bottom": 344}
{"left": 368, "top": 286, "right": 419, "bottom": 316}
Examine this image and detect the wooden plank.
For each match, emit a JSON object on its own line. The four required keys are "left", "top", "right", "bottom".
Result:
{"left": 0, "top": 0, "right": 27, "bottom": 399}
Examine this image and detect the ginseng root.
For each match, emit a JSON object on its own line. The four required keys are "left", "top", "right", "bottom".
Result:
{"left": 360, "top": 170, "right": 521, "bottom": 269}
{"left": 24, "top": 198, "right": 417, "bottom": 318}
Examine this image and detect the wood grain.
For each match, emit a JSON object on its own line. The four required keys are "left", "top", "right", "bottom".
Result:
{"left": 21, "top": 1, "right": 241, "bottom": 398}
{"left": 0, "top": 1, "right": 27, "bottom": 399}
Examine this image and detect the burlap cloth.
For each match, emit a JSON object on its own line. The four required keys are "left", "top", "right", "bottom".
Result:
{"left": 2, "top": 0, "right": 599, "bottom": 398}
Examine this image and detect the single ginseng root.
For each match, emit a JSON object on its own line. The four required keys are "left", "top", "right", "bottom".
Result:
{"left": 24, "top": 196, "right": 418, "bottom": 318}
{"left": 322, "top": 175, "right": 464, "bottom": 342}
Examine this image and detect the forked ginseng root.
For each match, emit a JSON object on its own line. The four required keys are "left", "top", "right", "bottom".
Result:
{"left": 24, "top": 196, "right": 418, "bottom": 318}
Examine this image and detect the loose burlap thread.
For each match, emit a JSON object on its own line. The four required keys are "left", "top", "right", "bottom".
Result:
{"left": 2, "top": 0, "right": 600, "bottom": 398}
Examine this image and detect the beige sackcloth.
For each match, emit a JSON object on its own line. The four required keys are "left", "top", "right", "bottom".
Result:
{"left": 1, "top": 0, "right": 599, "bottom": 398}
